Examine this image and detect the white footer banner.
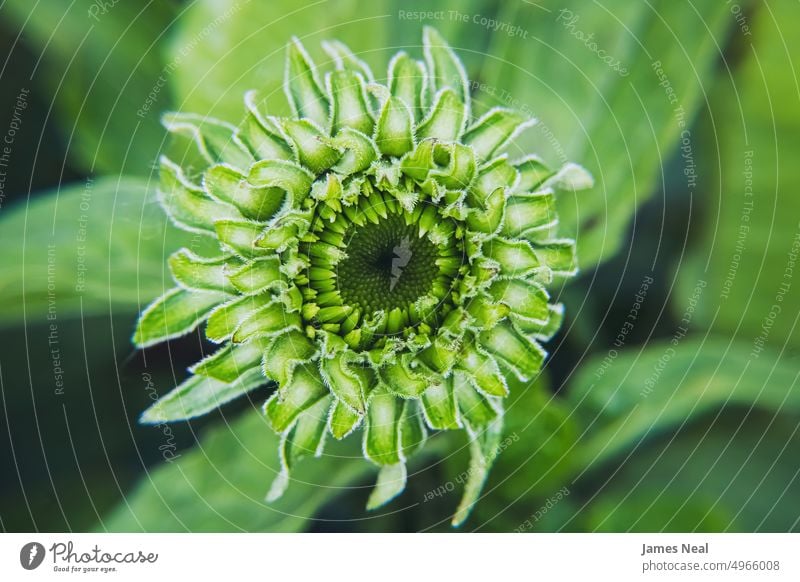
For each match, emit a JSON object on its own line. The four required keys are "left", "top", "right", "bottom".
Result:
{"left": 0, "top": 533, "right": 797, "bottom": 580}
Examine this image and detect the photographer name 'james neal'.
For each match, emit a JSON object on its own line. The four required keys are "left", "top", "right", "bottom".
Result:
{"left": 641, "top": 542, "right": 709, "bottom": 557}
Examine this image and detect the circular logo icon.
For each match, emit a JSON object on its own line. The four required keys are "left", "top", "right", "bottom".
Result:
{"left": 19, "top": 542, "right": 45, "bottom": 570}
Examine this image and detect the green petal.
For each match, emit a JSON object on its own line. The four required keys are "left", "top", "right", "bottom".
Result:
{"left": 328, "top": 69, "right": 374, "bottom": 135}
{"left": 364, "top": 392, "right": 403, "bottom": 465}
{"left": 192, "top": 338, "right": 271, "bottom": 382}
{"left": 388, "top": 52, "right": 426, "bottom": 120}
{"left": 140, "top": 368, "right": 265, "bottom": 423}
{"left": 233, "top": 300, "right": 301, "bottom": 343}
{"left": 263, "top": 330, "right": 318, "bottom": 386}
{"left": 479, "top": 320, "right": 546, "bottom": 381}
{"left": 471, "top": 156, "right": 518, "bottom": 202}
{"left": 452, "top": 416, "right": 503, "bottom": 527}
{"left": 322, "top": 39, "right": 374, "bottom": 82}
{"left": 420, "top": 375, "right": 460, "bottom": 430}
{"left": 466, "top": 294, "right": 511, "bottom": 329}
{"left": 415, "top": 89, "right": 465, "bottom": 142}
{"left": 454, "top": 371, "right": 500, "bottom": 427}
{"left": 265, "top": 364, "right": 328, "bottom": 432}
{"left": 418, "top": 337, "right": 460, "bottom": 375}
{"left": 205, "top": 293, "right": 272, "bottom": 343}
{"left": 226, "top": 257, "right": 284, "bottom": 295}
{"left": 379, "top": 355, "right": 431, "bottom": 397}
{"left": 280, "top": 119, "right": 341, "bottom": 175}
{"left": 320, "top": 351, "right": 371, "bottom": 413}
{"left": 465, "top": 186, "right": 505, "bottom": 234}
{"left": 247, "top": 159, "right": 314, "bottom": 205}
{"left": 133, "top": 288, "right": 228, "bottom": 348}
{"left": 534, "top": 240, "right": 578, "bottom": 277}
{"left": 422, "top": 26, "right": 469, "bottom": 113}
{"left": 328, "top": 398, "right": 363, "bottom": 439}
{"left": 158, "top": 157, "right": 240, "bottom": 234}
{"left": 268, "top": 396, "right": 331, "bottom": 502}
{"left": 204, "top": 164, "right": 285, "bottom": 222}
{"left": 541, "top": 162, "right": 594, "bottom": 191}
{"left": 489, "top": 279, "right": 550, "bottom": 323}
{"left": 399, "top": 399, "right": 427, "bottom": 457}
{"left": 483, "top": 238, "right": 540, "bottom": 277}
{"left": 240, "top": 91, "right": 294, "bottom": 161}
{"left": 162, "top": 112, "right": 254, "bottom": 169}
{"left": 366, "top": 462, "right": 407, "bottom": 510}
{"left": 168, "top": 249, "right": 238, "bottom": 293}
{"left": 513, "top": 303, "right": 565, "bottom": 341}
{"left": 331, "top": 128, "right": 378, "bottom": 176}
{"left": 431, "top": 142, "right": 476, "bottom": 189}
{"left": 285, "top": 38, "right": 330, "bottom": 128}
{"left": 214, "top": 220, "right": 270, "bottom": 258}
{"left": 457, "top": 342, "right": 508, "bottom": 397}
{"left": 501, "top": 191, "right": 557, "bottom": 236}
{"left": 514, "top": 155, "right": 554, "bottom": 192}
{"left": 400, "top": 139, "right": 475, "bottom": 190}
{"left": 375, "top": 96, "right": 414, "bottom": 157}
{"left": 255, "top": 211, "right": 312, "bottom": 252}
{"left": 463, "top": 108, "right": 535, "bottom": 160}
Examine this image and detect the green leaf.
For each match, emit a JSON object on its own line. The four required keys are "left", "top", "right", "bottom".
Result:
{"left": 2, "top": 1, "right": 176, "bottom": 174}
{"left": 568, "top": 338, "right": 800, "bottom": 473}
{"left": 166, "top": 0, "right": 387, "bottom": 122}
{"left": 582, "top": 412, "right": 800, "bottom": 532}
{"left": 101, "top": 408, "right": 374, "bottom": 532}
{"left": 0, "top": 178, "right": 206, "bottom": 325}
{"left": 678, "top": 0, "right": 800, "bottom": 351}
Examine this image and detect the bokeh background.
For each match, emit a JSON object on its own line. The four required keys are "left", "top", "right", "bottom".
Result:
{"left": 1, "top": 0, "right": 799, "bottom": 532}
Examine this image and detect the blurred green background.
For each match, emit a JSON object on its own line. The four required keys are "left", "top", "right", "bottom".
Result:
{"left": 1, "top": 0, "right": 798, "bottom": 532}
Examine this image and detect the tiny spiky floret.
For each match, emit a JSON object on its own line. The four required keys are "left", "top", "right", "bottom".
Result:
{"left": 134, "top": 28, "right": 592, "bottom": 525}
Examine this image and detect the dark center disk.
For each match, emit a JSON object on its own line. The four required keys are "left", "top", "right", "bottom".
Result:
{"left": 337, "top": 214, "right": 439, "bottom": 314}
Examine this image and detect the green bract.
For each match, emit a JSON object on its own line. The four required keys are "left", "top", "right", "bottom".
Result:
{"left": 134, "top": 27, "right": 592, "bottom": 525}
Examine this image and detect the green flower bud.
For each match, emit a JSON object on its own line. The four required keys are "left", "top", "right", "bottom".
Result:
{"left": 134, "top": 27, "right": 592, "bottom": 526}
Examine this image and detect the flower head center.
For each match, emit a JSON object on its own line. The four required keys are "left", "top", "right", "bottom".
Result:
{"left": 338, "top": 214, "right": 439, "bottom": 313}
{"left": 301, "top": 190, "right": 465, "bottom": 343}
